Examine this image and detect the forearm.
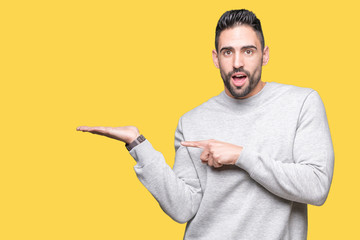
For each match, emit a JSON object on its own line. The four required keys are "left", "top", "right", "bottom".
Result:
{"left": 130, "top": 140, "right": 202, "bottom": 223}
{"left": 236, "top": 147, "right": 334, "bottom": 206}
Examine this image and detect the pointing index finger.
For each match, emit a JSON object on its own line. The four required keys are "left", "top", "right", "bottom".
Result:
{"left": 181, "top": 140, "right": 208, "bottom": 148}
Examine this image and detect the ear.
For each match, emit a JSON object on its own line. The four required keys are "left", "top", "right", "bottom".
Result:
{"left": 262, "top": 46, "right": 269, "bottom": 66}
{"left": 212, "top": 49, "right": 220, "bottom": 69}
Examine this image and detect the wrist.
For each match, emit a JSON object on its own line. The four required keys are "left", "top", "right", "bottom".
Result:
{"left": 125, "top": 135, "right": 146, "bottom": 151}
{"left": 126, "top": 133, "right": 141, "bottom": 144}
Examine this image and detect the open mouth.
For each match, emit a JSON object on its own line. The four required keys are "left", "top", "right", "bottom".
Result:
{"left": 231, "top": 73, "right": 248, "bottom": 87}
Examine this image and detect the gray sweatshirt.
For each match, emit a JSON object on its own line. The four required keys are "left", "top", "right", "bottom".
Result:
{"left": 129, "top": 82, "right": 334, "bottom": 240}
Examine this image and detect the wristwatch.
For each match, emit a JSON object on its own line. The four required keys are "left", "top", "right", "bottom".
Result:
{"left": 125, "top": 135, "right": 146, "bottom": 151}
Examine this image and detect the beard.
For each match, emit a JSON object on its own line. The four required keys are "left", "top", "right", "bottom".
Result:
{"left": 220, "top": 66, "right": 262, "bottom": 98}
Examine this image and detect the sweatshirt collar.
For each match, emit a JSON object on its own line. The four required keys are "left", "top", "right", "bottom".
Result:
{"left": 216, "top": 82, "right": 274, "bottom": 113}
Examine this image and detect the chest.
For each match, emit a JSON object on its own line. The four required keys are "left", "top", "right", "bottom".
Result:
{"left": 183, "top": 104, "right": 300, "bottom": 151}
{"left": 181, "top": 105, "right": 301, "bottom": 190}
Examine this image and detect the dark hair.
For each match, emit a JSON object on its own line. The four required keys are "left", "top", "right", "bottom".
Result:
{"left": 215, "top": 9, "right": 265, "bottom": 52}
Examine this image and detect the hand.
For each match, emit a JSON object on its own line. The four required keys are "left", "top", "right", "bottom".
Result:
{"left": 181, "top": 139, "right": 243, "bottom": 168}
{"left": 76, "top": 126, "right": 140, "bottom": 144}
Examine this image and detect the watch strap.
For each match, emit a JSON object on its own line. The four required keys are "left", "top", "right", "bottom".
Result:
{"left": 126, "top": 135, "right": 146, "bottom": 151}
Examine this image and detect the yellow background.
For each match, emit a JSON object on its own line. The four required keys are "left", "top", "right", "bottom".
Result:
{"left": 1, "top": 0, "right": 359, "bottom": 239}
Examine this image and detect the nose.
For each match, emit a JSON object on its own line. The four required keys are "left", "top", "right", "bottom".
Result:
{"left": 233, "top": 52, "right": 244, "bottom": 69}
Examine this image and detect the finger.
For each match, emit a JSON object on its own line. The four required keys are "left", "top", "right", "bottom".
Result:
{"left": 213, "top": 160, "right": 223, "bottom": 168}
{"left": 200, "top": 148, "right": 210, "bottom": 163}
{"left": 77, "top": 126, "right": 89, "bottom": 131}
{"left": 181, "top": 140, "right": 209, "bottom": 148}
{"left": 77, "top": 126, "right": 91, "bottom": 132}
{"left": 207, "top": 154, "right": 214, "bottom": 167}
{"left": 76, "top": 126, "right": 109, "bottom": 134}
{"left": 77, "top": 126, "right": 97, "bottom": 132}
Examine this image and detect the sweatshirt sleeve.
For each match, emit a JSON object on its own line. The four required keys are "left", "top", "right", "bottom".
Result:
{"left": 129, "top": 118, "right": 202, "bottom": 223}
{"left": 235, "top": 91, "right": 334, "bottom": 206}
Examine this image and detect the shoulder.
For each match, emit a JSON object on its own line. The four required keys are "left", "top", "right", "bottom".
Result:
{"left": 268, "top": 82, "right": 327, "bottom": 119}
{"left": 267, "top": 82, "right": 319, "bottom": 106}
{"left": 269, "top": 82, "right": 314, "bottom": 97}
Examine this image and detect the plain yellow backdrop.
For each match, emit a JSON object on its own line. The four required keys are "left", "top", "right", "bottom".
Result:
{"left": 1, "top": 0, "right": 359, "bottom": 239}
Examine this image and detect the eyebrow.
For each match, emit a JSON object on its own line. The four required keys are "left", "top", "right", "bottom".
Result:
{"left": 220, "top": 45, "right": 257, "bottom": 53}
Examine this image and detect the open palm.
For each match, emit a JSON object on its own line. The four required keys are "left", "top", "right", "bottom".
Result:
{"left": 76, "top": 126, "right": 140, "bottom": 144}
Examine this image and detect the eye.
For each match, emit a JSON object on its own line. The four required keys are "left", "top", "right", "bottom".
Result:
{"left": 244, "top": 49, "right": 253, "bottom": 55}
{"left": 224, "top": 50, "right": 232, "bottom": 56}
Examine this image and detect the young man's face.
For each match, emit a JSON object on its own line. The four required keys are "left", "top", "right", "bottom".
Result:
{"left": 212, "top": 25, "right": 269, "bottom": 99}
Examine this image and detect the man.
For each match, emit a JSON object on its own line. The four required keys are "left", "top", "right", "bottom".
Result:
{"left": 77, "top": 9, "right": 334, "bottom": 240}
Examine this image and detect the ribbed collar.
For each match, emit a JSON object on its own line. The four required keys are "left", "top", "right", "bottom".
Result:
{"left": 214, "top": 82, "right": 276, "bottom": 113}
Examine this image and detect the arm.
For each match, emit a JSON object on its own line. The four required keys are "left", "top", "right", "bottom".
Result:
{"left": 182, "top": 91, "right": 334, "bottom": 206}
{"left": 236, "top": 91, "right": 334, "bottom": 206}
{"left": 77, "top": 119, "right": 202, "bottom": 223}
